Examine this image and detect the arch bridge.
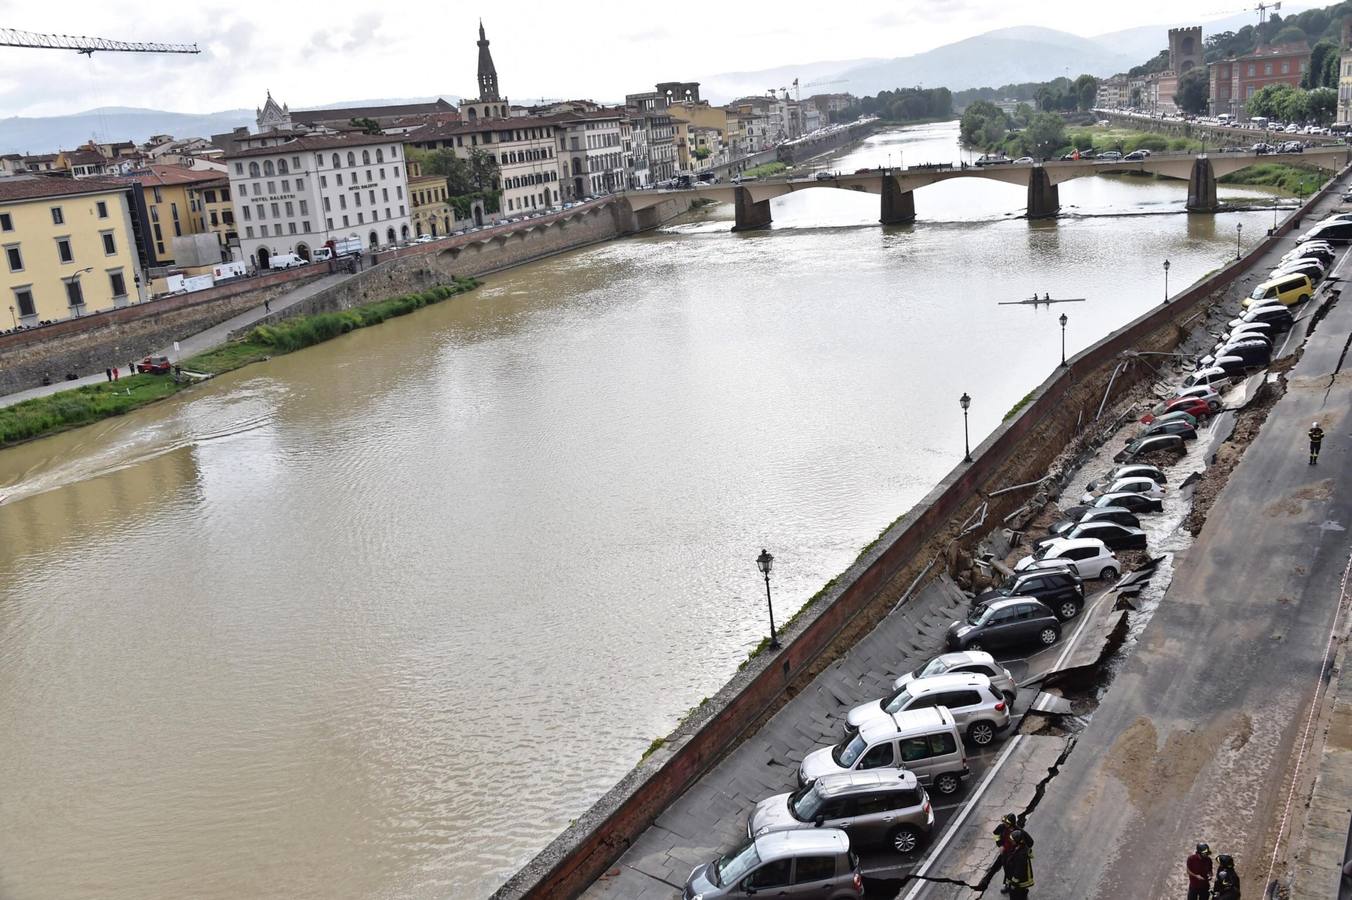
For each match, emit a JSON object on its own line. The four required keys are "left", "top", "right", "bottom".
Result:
{"left": 621, "top": 147, "right": 1351, "bottom": 230}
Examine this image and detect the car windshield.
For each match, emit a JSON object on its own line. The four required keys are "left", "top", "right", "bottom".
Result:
{"left": 1032, "top": 542, "right": 1057, "bottom": 560}
{"left": 833, "top": 733, "right": 868, "bottom": 767}
{"left": 916, "top": 656, "right": 953, "bottom": 678}
{"left": 881, "top": 687, "right": 915, "bottom": 714}
{"left": 714, "top": 841, "right": 761, "bottom": 887}
{"left": 966, "top": 604, "right": 992, "bottom": 625}
{"left": 1249, "top": 285, "right": 1268, "bottom": 300}
{"left": 789, "top": 783, "right": 827, "bottom": 822}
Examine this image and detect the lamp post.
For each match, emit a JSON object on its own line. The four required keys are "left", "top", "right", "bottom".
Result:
{"left": 755, "top": 549, "right": 781, "bottom": 651}
{"left": 7, "top": 305, "right": 14, "bottom": 329}
{"left": 1163, "top": 259, "right": 1171, "bottom": 304}
{"left": 1059, "top": 312, "right": 1068, "bottom": 366}
{"left": 959, "top": 392, "right": 972, "bottom": 462}
{"left": 1236, "top": 222, "right": 1243, "bottom": 260}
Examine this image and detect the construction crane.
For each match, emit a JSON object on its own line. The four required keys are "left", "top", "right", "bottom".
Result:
{"left": 0, "top": 27, "right": 199, "bottom": 56}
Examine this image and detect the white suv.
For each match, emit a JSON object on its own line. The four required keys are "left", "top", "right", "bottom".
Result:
{"left": 1081, "top": 476, "right": 1164, "bottom": 504}
{"left": 843, "top": 672, "right": 1010, "bottom": 745}
{"left": 1016, "top": 537, "right": 1120, "bottom": 581}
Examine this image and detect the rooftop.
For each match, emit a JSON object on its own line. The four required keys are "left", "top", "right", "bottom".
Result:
{"left": 224, "top": 131, "right": 405, "bottom": 159}
{"left": 291, "top": 99, "right": 456, "bottom": 125}
{"left": 108, "top": 163, "right": 228, "bottom": 188}
{"left": 0, "top": 174, "right": 129, "bottom": 202}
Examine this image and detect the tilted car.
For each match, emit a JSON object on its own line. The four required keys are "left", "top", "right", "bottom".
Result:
{"left": 977, "top": 567, "right": 1086, "bottom": 622}
{"left": 1081, "top": 476, "right": 1165, "bottom": 504}
{"left": 747, "top": 769, "right": 933, "bottom": 855}
{"left": 1141, "top": 419, "right": 1198, "bottom": 440}
{"left": 886, "top": 650, "right": 1018, "bottom": 703}
{"left": 1115, "top": 433, "right": 1186, "bottom": 463}
{"left": 843, "top": 672, "right": 1009, "bottom": 742}
{"left": 1087, "top": 464, "right": 1167, "bottom": 487}
{"left": 1039, "top": 521, "right": 1147, "bottom": 552}
{"left": 684, "top": 829, "right": 864, "bottom": 899}
{"left": 1017, "top": 538, "right": 1121, "bottom": 580}
{"left": 946, "top": 597, "right": 1062, "bottom": 653}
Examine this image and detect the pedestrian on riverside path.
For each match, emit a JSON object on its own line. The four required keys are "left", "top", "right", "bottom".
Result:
{"left": 104, "top": 367, "right": 112, "bottom": 382}
{"left": 1186, "top": 843, "right": 1213, "bottom": 900}
{"left": 1309, "top": 421, "right": 1325, "bottom": 464}
{"left": 1212, "top": 853, "right": 1240, "bottom": 900}
{"left": 1002, "top": 828, "right": 1034, "bottom": 900}
{"left": 264, "top": 298, "right": 271, "bottom": 313}
{"left": 112, "top": 366, "right": 119, "bottom": 381}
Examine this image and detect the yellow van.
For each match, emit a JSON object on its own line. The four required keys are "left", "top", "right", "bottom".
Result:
{"left": 1243, "top": 273, "right": 1313, "bottom": 308}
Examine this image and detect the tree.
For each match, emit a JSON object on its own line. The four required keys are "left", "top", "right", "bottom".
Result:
{"left": 466, "top": 148, "right": 499, "bottom": 193}
{"left": 1303, "top": 40, "right": 1339, "bottom": 88}
{"left": 1173, "top": 69, "right": 1210, "bottom": 115}
{"left": 1025, "top": 112, "right": 1066, "bottom": 159}
{"left": 1247, "top": 83, "right": 1305, "bottom": 120}
{"left": 1272, "top": 24, "right": 1309, "bottom": 46}
{"left": 960, "top": 100, "right": 1007, "bottom": 146}
{"left": 350, "top": 117, "right": 382, "bottom": 135}
{"left": 1073, "top": 74, "right": 1098, "bottom": 111}
{"left": 1013, "top": 103, "right": 1035, "bottom": 127}
{"left": 1308, "top": 87, "right": 1338, "bottom": 125}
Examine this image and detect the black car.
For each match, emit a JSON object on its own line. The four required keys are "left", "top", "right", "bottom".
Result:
{"left": 1115, "top": 434, "right": 1186, "bottom": 463}
{"left": 1048, "top": 506, "right": 1141, "bottom": 540}
{"left": 946, "top": 598, "right": 1062, "bottom": 652}
{"left": 1300, "top": 221, "right": 1352, "bottom": 245}
{"left": 975, "top": 570, "right": 1085, "bottom": 621}
{"left": 1124, "top": 149, "right": 1148, "bottom": 161}
{"left": 1142, "top": 420, "right": 1198, "bottom": 440}
{"left": 1097, "top": 151, "right": 1124, "bottom": 161}
{"left": 1063, "top": 491, "right": 1164, "bottom": 520}
{"left": 1053, "top": 521, "right": 1148, "bottom": 552}
{"left": 1237, "top": 305, "right": 1295, "bottom": 330}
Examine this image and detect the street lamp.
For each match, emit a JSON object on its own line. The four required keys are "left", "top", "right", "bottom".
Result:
{"left": 1059, "top": 313, "right": 1068, "bottom": 366}
{"left": 755, "top": 549, "right": 781, "bottom": 651}
{"left": 959, "top": 392, "right": 972, "bottom": 462}
{"left": 1236, "top": 222, "right": 1243, "bottom": 260}
{"left": 1163, "top": 259, "right": 1171, "bottom": 304}
{"left": 7, "top": 305, "right": 15, "bottom": 329}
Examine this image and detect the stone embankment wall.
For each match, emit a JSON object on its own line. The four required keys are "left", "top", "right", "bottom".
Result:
{"left": 1098, "top": 111, "right": 1342, "bottom": 147}
{"left": 236, "top": 198, "right": 692, "bottom": 332}
{"left": 0, "top": 267, "right": 323, "bottom": 395}
{"left": 492, "top": 164, "right": 1352, "bottom": 900}
{"left": 778, "top": 120, "right": 878, "bottom": 165}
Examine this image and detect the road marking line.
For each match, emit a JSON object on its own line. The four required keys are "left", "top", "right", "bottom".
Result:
{"left": 898, "top": 734, "right": 1024, "bottom": 900}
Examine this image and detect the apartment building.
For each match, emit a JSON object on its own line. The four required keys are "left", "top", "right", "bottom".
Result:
{"left": 0, "top": 175, "right": 143, "bottom": 325}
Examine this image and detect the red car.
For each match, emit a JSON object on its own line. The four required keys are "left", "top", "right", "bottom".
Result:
{"left": 1163, "top": 396, "right": 1212, "bottom": 419}
{"left": 136, "top": 355, "right": 172, "bottom": 375}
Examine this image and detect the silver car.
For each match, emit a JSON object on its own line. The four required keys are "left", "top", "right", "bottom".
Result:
{"left": 749, "top": 769, "right": 933, "bottom": 855}
{"left": 889, "top": 650, "right": 1017, "bottom": 701}
{"left": 683, "top": 829, "right": 863, "bottom": 899}
{"left": 844, "top": 672, "right": 1010, "bottom": 742}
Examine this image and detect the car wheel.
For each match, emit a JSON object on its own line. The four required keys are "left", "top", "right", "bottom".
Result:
{"left": 967, "top": 720, "right": 997, "bottom": 746}
{"left": 1002, "top": 689, "right": 1017, "bottom": 706}
{"left": 1299, "top": 294, "right": 1310, "bottom": 304}
{"left": 1038, "top": 627, "right": 1060, "bottom": 646}
{"left": 1100, "top": 566, "right": 1119, "bottom": 582}
{"left": 1057, "top": 600, "right": 1081, "bottom": 621}
{"left": 965, "top": 640, "right": 984, "bottom": 653}
{"left": 933, "top": 772, "right": 962, "bottom": 796}
{"left": 890, "top": 825, "right": 924, "bottom": 855}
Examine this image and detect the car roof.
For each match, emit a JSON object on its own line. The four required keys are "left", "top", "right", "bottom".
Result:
{"left": 754, "top": 828, "right": 850, "bottom": 860}
{"left": 928, "top": 649, "right": 995, "bottom": 667}
{"left": 1044, "top": 537, "right": 1109, "bottom": 552}
{"left": 1256, "top": 273, "right": 1310, "bottom": 288}
{"left": 905, "top": 671, "right": 994, "bottom": 693}
{"left": 812, "top": 768, "right": 920, "bottom": 796}
{"left": 863, "top": 706, "right": 953, "bottom": 742}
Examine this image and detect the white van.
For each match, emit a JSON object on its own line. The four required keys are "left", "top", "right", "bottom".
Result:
{"left": 268, "top": 253, "right": 307, "bottom": 270}
{"left": 798, "top": 707, "right": 970, "bottom": 796}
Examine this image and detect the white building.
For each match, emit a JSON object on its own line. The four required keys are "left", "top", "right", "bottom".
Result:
{"left": 552, "top": 107, "right": 627, "bottom": 198}
{"left": 226, "top": 132, "right": 412, "bottom": 268}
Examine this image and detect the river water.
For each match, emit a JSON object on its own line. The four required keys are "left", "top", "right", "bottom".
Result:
{"left": 0, "top": 122, "right": 1284, "bottom": 899}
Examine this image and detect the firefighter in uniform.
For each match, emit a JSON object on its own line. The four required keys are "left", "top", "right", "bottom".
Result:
{"left": 1310, "top": 422, "right": 1325, "bottom": 465}
{"left": 1213, "top": 854, "right": 1241, "bottom": 900}
{"left": 1003, "top": 828, "right": 1035, "bottom": 899}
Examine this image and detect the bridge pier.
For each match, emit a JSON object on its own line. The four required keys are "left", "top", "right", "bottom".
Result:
{"left": 1186, "top": 157, "right": 1218, "bottom": 213}
{"left": 732, "top": 187, "right": 772, "bottom": 231}
{"left": 1027, "top": 168, "right": 1060, "bottom": 219}
{"left": 880, "top": 175, "right": 916, "bottom": 225}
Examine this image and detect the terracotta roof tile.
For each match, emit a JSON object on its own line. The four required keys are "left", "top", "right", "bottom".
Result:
{"left": 0, "top": 174, "right": 129, "bottom": 202}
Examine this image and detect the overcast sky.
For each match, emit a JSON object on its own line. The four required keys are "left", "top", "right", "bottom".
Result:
{"left": 0, "top": 1, "right": 1275, "bottom": 117}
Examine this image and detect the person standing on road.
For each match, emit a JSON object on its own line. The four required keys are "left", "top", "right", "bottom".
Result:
{"left": 1186, "top": 843, "right": 1213, "bottom": 900}
{"left": 993, "top": 813, "right": 1019, "bottom": 894}
{"left": 1002, "top": 828, "right": 1035, "bottom": 899}
{"left": 1309, "top": 421, "right": 1325, "bottom": 464}
{"left": 1213, "top": 854, "right": 1240, "bottom": 900}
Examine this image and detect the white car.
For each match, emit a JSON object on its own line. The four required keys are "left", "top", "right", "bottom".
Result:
{"left": 844, "top": 671, "right": 1012, "bottom": 737}
{"left": 413, "top": 235, "right": 435, "bottom": 244}
{"left": 887, "top": 650, "right": 1018, "bottom": 701}
{"left": 1016, "top": 538, "right": 1121, "bottom": 581}
{"left": 1081, "top": 477, "right": 1164, "bottom": 504}
{"left": 1173, "top": 385, "right": 1224, "bottom": 409}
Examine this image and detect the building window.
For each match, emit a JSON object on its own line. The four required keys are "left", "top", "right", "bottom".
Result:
{"left": 340, "top": 195, "right": 347, "bottom": 210}
{"left": 56, "top": 237, "right": 73, "bottom": 263}
{"left": 366, "top": 169, "right": 373, "bottom": 182}
{"left": 288, "top": 223, "right": 296, "bottom": 234}
{"left": 295, "top": 178, "right": 304, "bottom": 191}
{"left": 347, "top": 152, "right": 356, "bottom": 166}
{"left": 13, "top": 286, "right": 35, "bottom": 317}
{"left": 1281, "top": 61, "right": 1289, "bottom": 75}
{"left": 239, "top": 184, "right": 247, "bottom": 197}
{"left": 320, "top": 175, "right": 327, "bottom": 188}
{"left": 376, "top": 148, "right": 384, "bottom": 163}
{"left": 267, "top": 181, "right": 276, "bottom": 194}
{"left": 362, "top": 150, "right": 371, "bottom": 165}
{"left": 278, "top": 159, "right": 289, "bottom": 175}
{"left": 256, "top": 204, "right": 264, "bottom": 220}
{"left": 397, "top": 186, "right": 403, "bottom": 199}
{"left": 270, "top": 203, "right": 280, "bottom": 218}
{"left": 336, "top": 173, "right": 343, "bottom": 186}
{"left": 273, "top": 224, "right": 282, "bottom": 237}
{"left": 326, "top": 217, "right": 333, "bottom": 229}
{"left": 342, "top": 215, "right": 349, "bottom": 226}
{"left": 302, "top": 220, "right": 311, "bottom": 232}
{"left": 246, "top": 226, "right": 254, "bottom": 238}
{"left": 284, "top": 201, "right": 294, "bottom": 217}
{"left": 108, "top": 270, "right": 126, "bottom": 297}
{"left": 323, "top": 197, "right": 331, "bottom": 212}
{"left": 96, "top": 200, "right": 108, "bottom": 218}
{"left": 382, "top": 188, "right": 389, "bottom": 202}
{"left": 0, "top": 213, "right": 10, "bottom": 231}
{"left": 65, "top": 278, "right": 84, "bottom": 308}
{"left": 102, "top": 231, "right": 116, "bottom": 255}
{"left": 264, "top": 160, "right": 275, "bottom": 176}
{"left": 235, "top": 162, "right": 244, "bottom": 175}
{"left": 332, "top": 153, "right": 341, "bottom": 168}
{"left": 242, "top": 206, "right": 251, "bottom": 221}
{"left": 1248, "top": 63, "right": 1256, "bottom": 77}
{"left": 152, "top": 187, "right": 162, "bottom": 204}
{"left": 281, "top": 179, "right": 290, "bottom": 192}
{"left": 1264, "top": 62, "right": 1273, "bottom": 76}
{"left": 357, "top": 212, "right": 364, "bottom": 224}
{"left": 50, "top": 206, "right": 64, "bottom": 225}
{"left": 299, "top": 200, "right": 308, "bottom": 215}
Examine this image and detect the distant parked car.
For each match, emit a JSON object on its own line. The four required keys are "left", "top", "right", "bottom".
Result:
{"left": 1115, "top": 433, "right": 1186, "bottom": 463}
{"left": 1013, "top": 156, "right": 1035, "bottom": 164}
{"left": 1097, "top": 150, "right": 1124, "bottom": 161}
{"left": 815, "top": 171, "right": 836, "bottom": 180}
{"left": 136, "top": 355, "right": 172, "bottom": 375}
{"left": 946, "top": 597, "right": 1062, "bottom": 653}
{"left": 1123, "top": 150, "right": 1149, "bottom": 161}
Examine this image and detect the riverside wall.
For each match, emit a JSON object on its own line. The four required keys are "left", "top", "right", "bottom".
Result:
{"left": 492, "top": 163, "right": 1352, "bottom": 900}
{"left": 1099, "top": 110, "right": 1343, "bottom": 147}
{"left": 0, "top": 267, "right": 323, "bottom": 396}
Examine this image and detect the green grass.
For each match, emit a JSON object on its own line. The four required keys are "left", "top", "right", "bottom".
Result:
{"left": 743, "top": 161, "right": 788, "bottom": 178}
{"left": 0, "top": 277, "right": 481, "bottom": 448}
{"left": 640, "top": 737, "right": 667, "bottom": 760}
{"left": 1218, "top": 163, "right": 1326, "bottom": 195}
{"left": 1004, "top": 389, "right": 1037, "bottom": 422}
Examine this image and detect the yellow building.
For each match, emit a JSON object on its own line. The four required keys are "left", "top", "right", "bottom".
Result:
{"left": 407, "top": 160, "right": 455, "bottom": 237}
{"left": 112, "top": 164, "right": 232, "bottom": 264}
{"left": 0, "top": 175, "right": 143, "bottom": 326}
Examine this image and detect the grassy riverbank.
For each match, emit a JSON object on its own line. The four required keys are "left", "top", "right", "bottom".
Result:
{"left": 0, "top": 277, "right": 480, "bottom": 447}
{"left": 743, "top": 161, "right": 787, "bottom": 178}
{"left": 1218, "top": 162, "right": 1326, "bottom": 195}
